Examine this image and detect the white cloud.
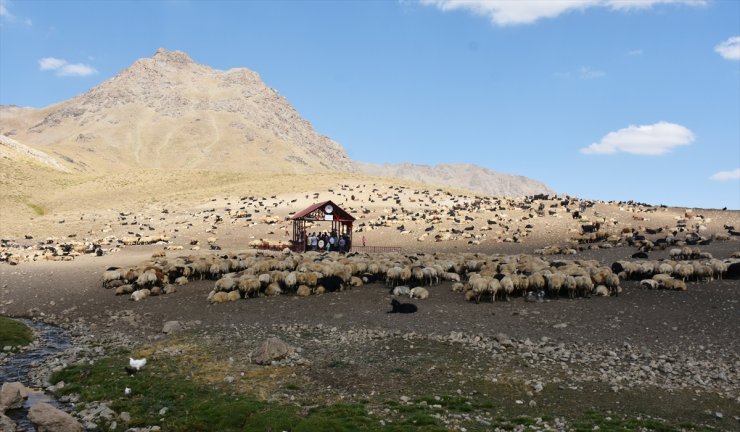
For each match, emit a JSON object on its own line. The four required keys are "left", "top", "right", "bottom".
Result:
{"left": 709, "top": 168, "right": 740, "bottom": 181}
{"left": 0, "top": 0, "right": 14, "bottom": 19}
{"left": 58, "top": 63, "right": 97, "bottom": 76}
{"left": 419, "top": 0, "right": 706, "bottom": 26}
{"left": 714, "top": 36, "right": 740, "bottom": 61}
{"left": 38, "top": 57, "right": 67, "bottom": 70}
{"left": 581, "top": 121, "right": 695, "bottom": 155}
{"left": 579, "top": 66, "right": 605, "bottom": 79}
{"left": 38, "top": 57, "right": 97, "bottom": 77}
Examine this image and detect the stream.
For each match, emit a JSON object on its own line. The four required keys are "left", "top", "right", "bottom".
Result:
{"left": 0, "top": 319, "right": 71, "bottom": 432}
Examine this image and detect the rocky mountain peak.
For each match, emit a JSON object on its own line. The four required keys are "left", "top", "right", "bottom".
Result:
{"left": 152, "top": 47, "right": 194, "bottom": 64}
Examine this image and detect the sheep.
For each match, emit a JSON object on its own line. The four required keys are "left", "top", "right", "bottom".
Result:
{"left": 468, "top": 277, "right": 490, "bottom": 303}
{"left": 592, "top": 285, "right": 610, "bottom": 296}
{"left": 258, "top": 273, "right": 272, "bottom": 287}
{"left": 528, "top": 273, "right": 545, "bottom": 293}
{"left": 693, "top": 264, "right": 712, "bottom": 281}
{"left": 669, "top": 248, "right": 682, "bottom": 260}
{"left": 209, "top": 291, "right": 229, "bottom": 304}
{"left": 284, "top": 272, "right": 298, "bottom": 290}
{"left": 410, "top": 286, "right": 429, "bottom": 300}
{"left": 657, "top": 262, "right": 673, "bottom": 275}
{"left": 674, "top": 263, "right": 693, "bottom": 281}
{"left": 115, "top": 284, "right": 134, "bottom": 296}
{"left": 487, "top": 278, "right": 501, "bottom": 302}
{"left": 163, "top": 284, "right": 177, "bottom": 295}
{"left": 130, "top": 289, "right": 151, "bottom": 302}
{"left": 227, "top": 290, "right": 241, "bottom": 301}
{"left": 443, "top": 272, "right": 461, "bottom": 282}
{"left": 136, "top": 270, "right": 159, "bottom": 287}
{"left": 499, "top": 276, "right": 515, "bottom": 301}
{"left": 102, "top": 269, "right": 122, "bottom": 288}
{"left": 563, "top": 275, "right": 577, "bottom": 298}
{"left": 238, "top": 276, "right": 261, "bottom": 297}
{"left": 543, "top": 273, "right": 563, "bottom": 299}
{"left": 214, "top": 277, "right": 236, "bottom": 292}
{"left": 451, "top": 282, "right": 464, "bottom": 293}
{"left": 175, "top": 276, "right": 189, "bottom": 286}
{"left": 385, "top": 267, "right": 402, "bottom": 286}
{"left": 422, "top": 267, "right": 439, "bottom": 285}
{"left": 296, "top": 285, "right": 312, "bottom": 297}
{"left": 264, "top": 283, "right": 282, "bottom": 296}
{"left": 604, "top": 273, "right": 620, "bottom": 297}
{"left": 392, "top": 285, "right": 411, "bottom": 297}
{"left": 665, "top": 278, "right": 687, "bottom": 291}
{"left": 573, "top": 275, "right": 593, "bottom": 298}
{"left": 709, "top": 259, "right": 727, "bottom": 280}
{"left": 314, "top": 285, "right": 326, "bottom": 295}
{"left": 641, "top": 279, "right": 659, "bottom": 289}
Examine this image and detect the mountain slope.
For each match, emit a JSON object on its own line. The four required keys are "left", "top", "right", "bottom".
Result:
{"left": 0, "top": 48, "right": 554, "bottom": 198}
{"left": 0, "top": 49, "right": 353, "bottom": 174}
{"left": 356, "top": 162, "right": 554, "bottom": 197}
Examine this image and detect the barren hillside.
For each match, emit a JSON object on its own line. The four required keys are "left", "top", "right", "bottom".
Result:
{"left": 356, "top": 162, "right": 554, "bottom": 198}
{"left": 0, "top": 49, "right": 354, "bottom": 174}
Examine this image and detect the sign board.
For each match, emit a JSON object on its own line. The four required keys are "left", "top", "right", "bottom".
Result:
{"left": 324, "top": 214, "right": 334, "bottom": 221}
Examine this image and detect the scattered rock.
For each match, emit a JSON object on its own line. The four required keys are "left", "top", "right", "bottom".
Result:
{"left": 28, "top": 402, "right": 83, "bottom": 432}
{"left": 0, "top": 413, "right": 16, "bottom": 431}
{"left": 252, "top": 337, "right": 295, "bottom": 365}
{"left": 162, "top": 320, "right": 183, "bottom": 334}
{"left": 0, "top": 382, "right": 28, "bottom": 411}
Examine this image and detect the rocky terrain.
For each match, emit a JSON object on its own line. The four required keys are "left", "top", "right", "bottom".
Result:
{"left": 0, "top": 182, "right": 738, "bottom": 431}
{"left": 356, "top": 162, "right": 555, "bottom": 198}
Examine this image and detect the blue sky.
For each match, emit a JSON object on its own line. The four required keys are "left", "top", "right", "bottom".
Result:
{"left": 1, "top": 0, "right": 739, "bottom": 209}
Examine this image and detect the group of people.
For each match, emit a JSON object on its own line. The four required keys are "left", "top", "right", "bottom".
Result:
{"left": 306, "top": 230, "right": 351, "bottom": 253}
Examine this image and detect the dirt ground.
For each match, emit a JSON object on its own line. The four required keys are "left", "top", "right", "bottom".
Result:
{"left": 2, "top": 186, "right": 739, "bottom": 430}
{"left": 1, "top": 240, "right": 738, "bottom": 353}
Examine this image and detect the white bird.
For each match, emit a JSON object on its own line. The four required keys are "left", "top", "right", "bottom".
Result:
{"left": 129, "top": 358, "right": 147, "bottom": 370}
{"left": 124, "top": 387, "right": 131, "bottom": 396}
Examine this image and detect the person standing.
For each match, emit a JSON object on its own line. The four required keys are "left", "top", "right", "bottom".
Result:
{"left": 362, "top": 235, "right": 366, "bottom": 247}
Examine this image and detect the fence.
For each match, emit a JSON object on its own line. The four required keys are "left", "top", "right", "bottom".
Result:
{"left": 351, "top": 245, "right": 402, "bottom": 254}
{"left": 251, "top": 243, "right": 401, "bottom": 254}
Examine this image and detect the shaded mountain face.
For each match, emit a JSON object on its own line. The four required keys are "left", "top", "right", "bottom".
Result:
{"left": 355, "top": 162, "right": 555, "bottom": 198}
{"left": 0, "top": 48, "right": 354, "bottom": 173}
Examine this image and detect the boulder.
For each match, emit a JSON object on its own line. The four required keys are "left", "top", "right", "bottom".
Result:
{"left": 0, "top": 382, "right": 28, "bottom": 411}
{"left": 252, "top": 337, "right": 295, "bottom": 365}
{"left": 28, "top": 402, "right": 82, "bottom": 432}
{"left": 162, "top": 320, "right": 182, "bottom": 334}
{"left": 0, "top": 413, "right": 16, "bottom": 431}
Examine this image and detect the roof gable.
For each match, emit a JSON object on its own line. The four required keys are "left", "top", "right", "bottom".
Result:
{"left": 291, "top": 200, "right": 355, "bottom": 222}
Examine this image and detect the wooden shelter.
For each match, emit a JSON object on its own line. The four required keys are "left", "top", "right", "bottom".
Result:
{"left": 290, "top": 200, "right": 355, "bottom": 252}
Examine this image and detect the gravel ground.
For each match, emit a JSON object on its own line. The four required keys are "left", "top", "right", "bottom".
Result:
{"left": 1, "top": 237, "right": 739, "bottom": 431}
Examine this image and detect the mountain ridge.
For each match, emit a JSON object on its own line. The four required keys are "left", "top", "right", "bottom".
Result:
{"left": 0, "top": 48, "right": 553, "bottom": 197}
{"left": 355, "top": 162, "right": 555, "bottom": 198}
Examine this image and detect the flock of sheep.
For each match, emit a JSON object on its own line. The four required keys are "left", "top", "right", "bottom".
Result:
{"left": 100, "top": 247, "right": 738, "bottom": 305}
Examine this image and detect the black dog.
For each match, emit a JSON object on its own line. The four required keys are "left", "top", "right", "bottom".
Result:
{"left": 389, "top": 299, "right": 417, "bottom": 314}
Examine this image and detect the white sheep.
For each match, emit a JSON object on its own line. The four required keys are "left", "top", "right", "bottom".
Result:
{"left": 393, "top": 285, "right": 411, "bottom": 297}
{"left": 130, "top": 288, "right": 151, "bottom": 302}
{"left": 410, "top": 286, "right": 429, "bottom": 300}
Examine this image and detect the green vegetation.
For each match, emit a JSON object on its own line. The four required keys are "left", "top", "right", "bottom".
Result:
{"left": 0, "top": 316, "right": 33, "bottom": 347}
{"left": 25, "top": 201, "right": 48, "bottom": 216}
{"left": 50, "top": 354, "right": 448, "bottom": 432}
{"left": 49, "top": 349, "right": 726, "bottom": 432}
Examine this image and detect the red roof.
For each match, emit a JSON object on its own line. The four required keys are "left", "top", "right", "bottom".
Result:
{"left": 291, "top": 200, "right": 355, "bottom": 222}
